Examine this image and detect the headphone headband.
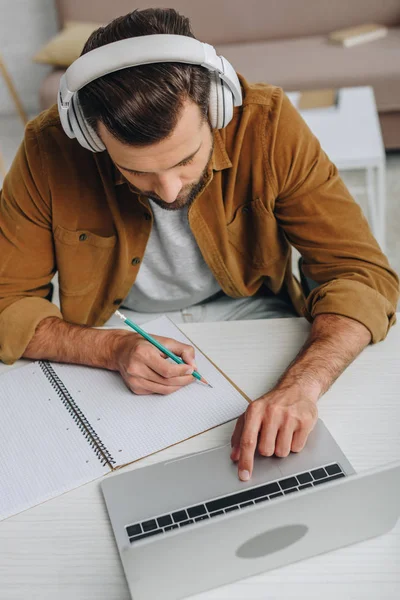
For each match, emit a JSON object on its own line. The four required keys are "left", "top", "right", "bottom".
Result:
{"left": 58, "top": 34, "right": 242, "bottom": 151}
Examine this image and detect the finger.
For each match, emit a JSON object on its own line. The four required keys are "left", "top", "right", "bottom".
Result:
{"left": 257, "top": 415, "right": 280, "bottom": 457}
{"left": 155, "top": 336, "right": 197, "bottom": 368}
{"left": 129, "top": 364, "right": 195, "bottom": 388}
{"left": 129, "top": 377, "right": 182, "bottom": 396}
{"left": 238, "top": 405, "right": 263, "bottom": 481}
{"left": 133, "top": 344, "right": 196, "bottom": 379}
{"left": 291, "top": 426, "right": 310, "bottom": 453}
{"left": 274, "top": 421, "right": 296, "bottom": 458}
{"left": 230, "top": 414, "right": 245, "bottom": 462}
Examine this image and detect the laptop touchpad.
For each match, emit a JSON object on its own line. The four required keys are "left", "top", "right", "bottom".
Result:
{"left": 236, "top": 524, "right": 308, "bottom": 559}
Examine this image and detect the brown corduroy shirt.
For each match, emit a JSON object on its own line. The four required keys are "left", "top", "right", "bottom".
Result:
{"left": 0, "top": 77, "right": 398, "bottom": 364}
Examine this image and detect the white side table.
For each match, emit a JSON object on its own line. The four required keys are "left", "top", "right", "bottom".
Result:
{"left": 287, "top": 87, "right": 386, "bottom": 252}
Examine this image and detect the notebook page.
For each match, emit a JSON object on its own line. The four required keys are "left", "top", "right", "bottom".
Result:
{"left": 0, "top": 363, "right": 109, "bottom": 521}
{"left": 51, "top": 316, "right": 249, "bottom": 466}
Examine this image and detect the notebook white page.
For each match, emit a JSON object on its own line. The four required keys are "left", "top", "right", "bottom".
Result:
{"left": 0, "top": 316, "right": 248, "bottom": 521}
{"left": 0, "top": 363, "right": 109, "bottom": 521}
{"left": 50, "top": 316, "right": 249, "bottom": 466}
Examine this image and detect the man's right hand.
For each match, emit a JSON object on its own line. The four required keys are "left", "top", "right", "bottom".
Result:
{"left": 113, "top": 333, "right": 198, "bottom": 395}
{"left": 23, "top": 317, "right": 197, "bottom": 396}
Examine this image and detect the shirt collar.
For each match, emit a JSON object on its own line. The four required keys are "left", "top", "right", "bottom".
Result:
{"left": 113, "top": 128, "right": 232, "bottom": 186}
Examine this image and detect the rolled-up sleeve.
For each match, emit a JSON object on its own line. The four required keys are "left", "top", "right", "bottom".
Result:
{"left": 268, "top": 90, "right": 399, "bottom": 342}
{"left": 0, "top": 121, "right": 62, "bottom": 364}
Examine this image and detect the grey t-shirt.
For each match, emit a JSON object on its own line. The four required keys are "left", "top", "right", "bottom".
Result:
{"left": 122, "top": 200, "right": 221, "bottom": 313}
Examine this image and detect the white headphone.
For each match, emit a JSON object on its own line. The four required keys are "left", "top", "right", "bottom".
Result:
{"left": 58, "top": 34, "right": 243, "bottom": 152}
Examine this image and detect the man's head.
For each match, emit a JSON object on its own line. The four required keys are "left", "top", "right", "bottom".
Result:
{"left": 79, "top": 9, "right": 214, "bottom": 210}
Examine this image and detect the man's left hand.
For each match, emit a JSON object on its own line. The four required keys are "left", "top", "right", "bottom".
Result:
{"left": 230, "top": 385, "right": 319, "bottom": 481}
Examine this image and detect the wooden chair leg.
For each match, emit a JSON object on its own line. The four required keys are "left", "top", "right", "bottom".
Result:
{"left": 0, "top": 54, "right": 28, "bottom": 126}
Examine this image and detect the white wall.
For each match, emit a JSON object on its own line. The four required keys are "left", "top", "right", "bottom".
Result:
{"left": 0, "top": 0, "right": 58, "bottom": 115}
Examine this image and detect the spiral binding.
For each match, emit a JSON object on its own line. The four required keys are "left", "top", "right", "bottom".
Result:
{"left": 39, "top": 361, "right": 116, "bottom": 468}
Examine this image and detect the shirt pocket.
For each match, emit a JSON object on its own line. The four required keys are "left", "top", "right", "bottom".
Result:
{"left": 54, "top": 226, "right": 117, "bottom": 296}
{"left": 226, "top": 198, "right": 286, "bottom": 269}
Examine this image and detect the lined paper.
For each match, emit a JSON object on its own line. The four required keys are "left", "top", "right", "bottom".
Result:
{"left": 0, "top": 316, "right": 248, "bottom": 520}
{"left": 0, "top": 364, "right": 109, "bottom": 521}
{"left": 51, "top": 316, "right": 248, "bottom": 466}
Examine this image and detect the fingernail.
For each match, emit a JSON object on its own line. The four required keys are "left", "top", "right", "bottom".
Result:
{"left": 185, "top": 368, "right": 194, "bottom": 375}
{"left": 239, "top": 470, "right": 250, "bottom": 481}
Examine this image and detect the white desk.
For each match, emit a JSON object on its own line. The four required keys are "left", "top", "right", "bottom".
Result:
{"left": 287, "top": 87, "right": 387, "bottom": 251}
{"left": 0, "top": 316, "right": 399, "bottom": 600}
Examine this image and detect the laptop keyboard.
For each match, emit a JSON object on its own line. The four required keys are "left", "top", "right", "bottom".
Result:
{"left": 126, "top": 462, "right": 345, "bottom": 544}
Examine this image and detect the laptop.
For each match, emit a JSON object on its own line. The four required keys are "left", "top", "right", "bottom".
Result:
{"left": 101, "top": 418, "right": 400, "bottom": 600}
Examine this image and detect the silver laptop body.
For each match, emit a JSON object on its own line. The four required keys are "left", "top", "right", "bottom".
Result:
{"left": 101, "top": 419, "right": 400, "bottom": 600}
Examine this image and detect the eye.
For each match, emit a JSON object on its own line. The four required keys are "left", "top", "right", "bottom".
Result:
{"left": 179, "top": 157, "right": 194, "bottom": 167}
{"left": 130, "top": 170, "right": 146, "bottom": 177}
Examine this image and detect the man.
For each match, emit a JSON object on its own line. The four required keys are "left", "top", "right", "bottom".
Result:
{"left": 0, "top": 9, "right": 398, "bottom": 482}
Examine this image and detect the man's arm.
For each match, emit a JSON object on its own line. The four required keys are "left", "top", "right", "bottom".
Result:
{"left": 230, "top": 313, "right": 371, "bottom": 481}
{"left": 23, "top": 317, "right": 198, "bottom": 395}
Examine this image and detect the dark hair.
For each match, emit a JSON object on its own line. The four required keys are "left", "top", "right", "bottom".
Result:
{"left": 78, "top": 8, "right": 211, "bottom": 146}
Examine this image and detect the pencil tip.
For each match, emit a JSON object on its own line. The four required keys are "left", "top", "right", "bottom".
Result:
{"left": 207, "top": 383, "right": 213, "bottom": 388}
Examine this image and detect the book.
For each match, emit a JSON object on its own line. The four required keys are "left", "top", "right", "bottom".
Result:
{"left": 0, "top": 316, "right": 249, "bottom": 521}
{"left": 328, "top": 23, "right": 388, "bottom": 47}
{"left": 298, "top": 88, "right": 338, "bottom": 110}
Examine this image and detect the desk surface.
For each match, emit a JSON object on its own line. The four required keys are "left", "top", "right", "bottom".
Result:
{"left": 0, "top": 316, "right": 399, "bottom": 600}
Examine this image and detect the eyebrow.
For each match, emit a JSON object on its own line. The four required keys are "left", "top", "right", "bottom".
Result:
{"left": 115, "top": 143, "right": 202, "bottom": 174}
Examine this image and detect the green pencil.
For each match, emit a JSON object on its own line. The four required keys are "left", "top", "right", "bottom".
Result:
{"left": 115, "top": 310, "right": 212, "bottom": 388}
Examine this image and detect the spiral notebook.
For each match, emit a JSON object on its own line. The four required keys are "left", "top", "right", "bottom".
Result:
{"left": 0, "top": 316, "right": 249, "bottom": 521}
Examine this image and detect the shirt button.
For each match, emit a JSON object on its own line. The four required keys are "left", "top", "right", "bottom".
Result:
{"left": 79, "top": 233, "right": 88, "bottom": 241}
{"left": 113, "top": 298, "right": 122, "bottom": 306}
{"left": 144, "top": 213, "right": 151, "bottom": 221}
{"left": 131, "top": 257, "right": 141, "bottom": 265}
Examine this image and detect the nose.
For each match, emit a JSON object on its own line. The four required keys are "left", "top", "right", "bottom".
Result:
{"left": 154, "top": 174, "right": 183, "bottom": 203}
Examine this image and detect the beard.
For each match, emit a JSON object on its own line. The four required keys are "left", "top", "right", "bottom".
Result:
{"left": 130, "top": 142, "right": 214, "bottom": 211}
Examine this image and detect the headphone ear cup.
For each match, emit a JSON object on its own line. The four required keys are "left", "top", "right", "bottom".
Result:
{"left": 220, "top": 79, "right": 234, "bottom": 128}
{"left": 70, "top": 94, "right": 105, "bottom": 152}
{"left": 208, "top": 70, "right": 234, "bottom": 129}
{"left": 208, "top": 70, "right": 221, "bottom": 129}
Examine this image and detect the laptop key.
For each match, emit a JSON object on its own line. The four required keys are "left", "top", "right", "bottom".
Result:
{"left": 298, "top": 483, "right": 313, "bottom": 490}
{"left": 284, "top": 488, "right": 298, "bottom": 495}
{"left": 279, "top": 477, "right": 298, "bottom": 490}
{"left": 194, "top": 515, "right": 209, "bottom": 522}
{"left": 180, "top": 519, "right": 194, "bottom": 527}
{"left": 206, "top": 482, "right": 280, "bottom": 513}
{"left": 172, "top": 510, "right": 188, "bottom": 523}
{"left": 325, "top": 463, "right": 342, "bottom": 476}
{"left": 130, "top": 529, "right": 163, "bottom": 543}
{"left": 297, "top": 472, "right": 313, "bottom": 484}
{"left": 164, "top": 524, "right": 179, "bottom": 531}
{"left": 225, "top": 505, "right": 239, "bottom": 513}
{"left": 210, "top": 510, "right": 224, "bottom": 517}
{"left": 187, "top": 504, "right": 207, "bottom": 518}
{"left": 311, "top": 468, "right": 327, "bottom": 480}
{"left": 126, "top": 523, "right": 142, "bottom": 537}
{"left": 313, "top": 473, "right": 345, "bottom": 486}
{"left": 157, "top": 514, "right": 173, "bottom": 528}
{"left": 269, "top": 492, "right": 284, "bottom": 499}
{"left": 240, "top": 501, "right": 254, "bottom": 508}
{"left": 255, "top": 496, "right": 269, "bottom": 504}
{"left": 142, "top": 519, "right": 158, "bottom": 532}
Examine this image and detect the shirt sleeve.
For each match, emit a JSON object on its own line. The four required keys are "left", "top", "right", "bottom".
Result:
{"left": 266, "top": 89, "right": 399, "bottom": 343}
{"left": 0, "top": 121, "right": 62, "bottom": 364}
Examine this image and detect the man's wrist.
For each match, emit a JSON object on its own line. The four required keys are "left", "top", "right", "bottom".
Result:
{"left": 23, "top": 316, "right": 133, "bottom": 371}
{"left": 273, "top": 377, "right": 322, "bottom": 403}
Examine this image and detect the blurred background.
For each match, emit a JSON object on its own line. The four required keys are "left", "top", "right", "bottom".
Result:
{"left": 1, "top": 0, "right": 399, "bottom": 290}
